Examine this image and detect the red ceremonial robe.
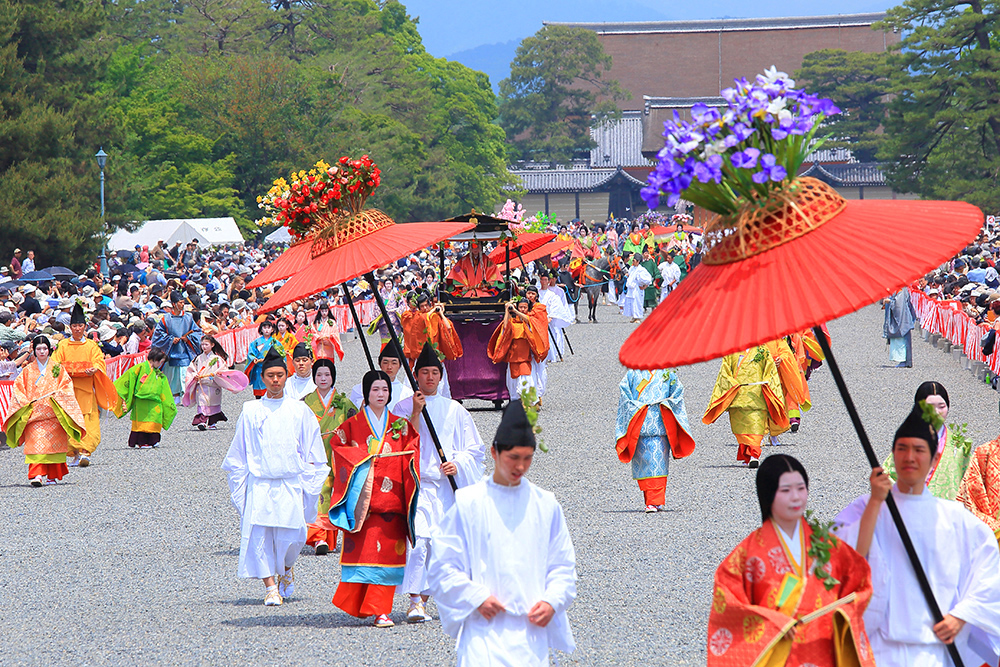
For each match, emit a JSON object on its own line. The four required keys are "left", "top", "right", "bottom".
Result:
{"left": 329, "top": 408, "right": 420, "bottom": 617}
{"left": 708, "top": 518, "right": 874, "bottom": 667}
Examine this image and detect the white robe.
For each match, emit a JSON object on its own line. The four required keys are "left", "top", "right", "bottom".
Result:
{"left": 539, "top": 288, "right": 573, "bottom": 362}
{"left": 658, "top": 260, "right": 680, "bottom": 303}
{"left": 349, "top": 377, "right": 414, "bottom": 413}
{"left": 395, "top": 392, "right": 486, "bottom": 594}
{"left": 835, "top": 486, "right": 1000, "bottom": 667}
{"left": 284, "top": 373, "right": 316, "bottom": 401}
{"left": 619, "top": 265, "right": 651, "bottom": 319}
{"left": 221, "top": 396, "right": 330, "bottom": 579}
{"left": 429, "top": 477, "right": 577, "bottom": 667}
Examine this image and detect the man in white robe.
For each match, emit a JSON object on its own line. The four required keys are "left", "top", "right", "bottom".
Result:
{"left": 221, "top": 348, "right": 330, "bottom": 606}
{"left": 658, "top": 250, "right": 681, "bottom": 303}
{"left": 395, "top": 342, "right": 485, "bottom": 623}
{"left": 429, "top": 399, "right": 577, "bottom": 667}
{"left": 835, "top": 405, "right": 1000, "bottom": 666}
{"left": 349, "top": 341, "right": 413, "bottom": 412}
{"left": 284, "top": 343, "right": 316, "bottom": 401}
{"left": 619, "top": 253, "right": 651, "bottom": 322}
{"left": 538, "top": 273, "right": 573, "bottom": 363}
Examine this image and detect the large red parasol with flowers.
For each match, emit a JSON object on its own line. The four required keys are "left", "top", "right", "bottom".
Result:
{"left": 623, "top": 68, "right": 982, "bottom": 667}
{"left": 246, "top": 239, "right": 312, "bottom": 289}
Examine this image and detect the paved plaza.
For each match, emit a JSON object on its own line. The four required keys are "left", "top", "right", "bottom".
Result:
{"left": 3, "top": 303, "right": 997, "bottom": 666}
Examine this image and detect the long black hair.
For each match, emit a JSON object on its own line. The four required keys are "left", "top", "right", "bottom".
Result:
{"left": 361, "top": 369, "right": 392, "bottom": 407}
{"left": 756, "top": 454, "right": 809, "bottom": 523}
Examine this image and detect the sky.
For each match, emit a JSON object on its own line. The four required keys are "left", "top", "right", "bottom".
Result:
{"left": 402, "top": 0, "right": 895, "bottom": 88}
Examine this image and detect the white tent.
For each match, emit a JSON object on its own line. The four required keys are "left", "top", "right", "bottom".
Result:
{"left": 108, "top": 217, "right": 244, "bottom": 251}
{"left": 265, "top": 226, "right": 292, "bottom": 243}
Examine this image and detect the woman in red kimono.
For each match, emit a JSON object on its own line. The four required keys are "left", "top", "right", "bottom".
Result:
{"left": 328, "top": 370, "right": 420, "bottom": 628}
{"left": 708, "top": 455, "right": 875, "bottom": 666}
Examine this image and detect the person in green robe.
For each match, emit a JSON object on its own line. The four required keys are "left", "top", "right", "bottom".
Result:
{"left": 640, "top": 247, "right": 662, "bottom": 312}
{"left": 301, "top": 358, "right": 357, "bottom": 555}
{"left": 114, "top": 347, "right": 177, "bottom": 449}
{"left": 883, "top": 381, "right": 972, "bottom": 500}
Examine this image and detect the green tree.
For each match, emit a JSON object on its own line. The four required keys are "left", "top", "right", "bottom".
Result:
{"left": 876, "top": 2, "right": 1000, "bottom": 211}
{"left": 795, "top": 49, "right": 890, "bottom": 162}
{"left": 498, "top": 25, "right": 625, "bottom": 165}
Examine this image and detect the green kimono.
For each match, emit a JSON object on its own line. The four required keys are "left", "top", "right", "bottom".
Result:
{"left": 883, "top": 426, "right": 972, "bottom": 500}
{"left": 303, "top": 388, "right": 357, "bottom": 517}
{"left": 114, "top": 361, "right": 177, "bottom": 433}
{"left": 640, "top": 258, "right": 661, "bottom": 310}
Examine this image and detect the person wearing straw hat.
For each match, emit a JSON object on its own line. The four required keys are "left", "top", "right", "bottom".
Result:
{"left": 428, "top": 398, "right": 578, "bottom": 665}
{"left": 221, "top": 347, "right": 329, "bottom": 607}
{"left": 50, "top": 303, "right": 120, "bottom": 468}
{"left": 836, "top": 405, "right": 1000, "bottom": 667}
{"left": 328, "top": 369, "right": 420, "bottom": 628}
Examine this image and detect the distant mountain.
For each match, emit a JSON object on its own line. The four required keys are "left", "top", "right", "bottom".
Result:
{"left": 446, "top": 40, "right": 520, "bottom": 93}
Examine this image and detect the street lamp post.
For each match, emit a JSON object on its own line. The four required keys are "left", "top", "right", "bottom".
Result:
{"left": 96, "top": 148, "right": 108, "bottom": 276}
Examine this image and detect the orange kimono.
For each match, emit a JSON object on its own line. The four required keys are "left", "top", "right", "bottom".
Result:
{"left": 958, "top": 437, "right": 1000, "bottom": 544}
{"left": 487, "top": 313, "right": 547, "bottom": 380}
{"left": 709, "top": 518, "right": 874, "bottom": 667}
{"left": 400, "top": 309, "right": 463, "bottom": 365}
{"left": 527, "top": 302, "right": 551, "bottom": 359}
{"left": 765, "top": 339, "right": 811, "bottom": 425}
{"left": 446, "top": 252, "right": 502, "bottom": 297}
{"left": 50, "top": 338, "right": 120, "bottom": 456}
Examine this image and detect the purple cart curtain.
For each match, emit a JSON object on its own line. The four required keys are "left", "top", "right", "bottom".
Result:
{"left": 444, "top": 320, "right": 510, "bottom": 402}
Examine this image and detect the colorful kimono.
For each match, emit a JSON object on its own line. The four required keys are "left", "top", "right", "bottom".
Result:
{"left": 182, "top": 352, "right": 249, "bottom": 427}
{"left": 329, "top": 407, "right": 420, "bottom": 617}
{"left": 703, "top": 347, "right": 788, "bottom": 464}
{"left": 882, "top": 424, "right": 971, "bottom": 500}
{"left": 708, "top": 518, "right": 875, "bottom": 667}
{"left": 114, "top": 361, "right": 177, "bottom": 448}
{"left": 765, "top": 338, "right": 811, "bottom": 427}
{"left": 311, "top": 318, "right": 345, "bottom": 361}
{"left": 615, "top": 369, "right": 696, "bottom": 506}
{"left": 244, "top": 336, "right": 284, "bottom": 398}
{"left": 150, "top": 312, "right": 203, "bottom": 394}
{"left": 487, "top": 312, "right": 547, "bottom": 400}
{"left": 302, "top": 388, "right": 357, "bottom": 548}
{"left": 958, "top": 437, "right": 1000, "bottom": 544}
{"left": 4, "top": 360, "right": 85, "bottom": 481}
{"left": 445, "top": 252, "right": 502, "bottom": 297}
{"left": 400, "top": 309, "right": 463, "bottom": 364}
{"left": 50, "top": 338, "right": 120, "bottom": 456}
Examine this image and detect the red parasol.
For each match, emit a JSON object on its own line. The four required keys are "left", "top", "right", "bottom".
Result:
{"left": 649, "top": 223, "right": 703, "bottom": 236}
{"left": 487, "top": 232, "right": 556, "bottom": 263}
{"left": 246, "top": 239, "right": 313, "bottom": 289}
{"left": 620, "top": 189, "right": 982, "bottom": 368}
{"left": 495, "top": 237, "right": 575, "bottom": 268}
{"left": 260, "top": 217, "right": 472, "bottom": 313}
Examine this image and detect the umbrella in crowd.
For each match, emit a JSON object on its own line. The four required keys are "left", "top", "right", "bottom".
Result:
{"left": 40, "top": 266, "right": 77, "bottom": 279}
{"left": 487, "top": 232, "right": 556, "bottom": 264}
{"left": 621, "top": 73, "right": 984, "bottom": 666}
{"left": 18, "top": 270, "right": 55, "bottom": 283}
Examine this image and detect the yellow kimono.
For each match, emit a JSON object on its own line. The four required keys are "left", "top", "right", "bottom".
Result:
{"left": 704, "top": 347, "right": 788, "bottom": 464}
{"left": 50, "top": 338, "right": 120, "bottom": 456}
{"left": 765, "top": 338, "right": 811, "bottom": 424}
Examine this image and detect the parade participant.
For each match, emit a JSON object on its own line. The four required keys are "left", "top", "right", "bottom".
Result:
{"left": 310, "top": 299, "right": 344, "bottom": 361}
{"left": 615, "top": 368, "right": 695, "bottom": 513}
{"left": 396, "top": 342, "right": 486, "bottom": 623}
{"left": 488, "top": 297, "right": 547, "bottom": 403}
{"left": 658, "top": 249, "right": 681, "bottom": 302}
{"left": 349, "top": 340, "right": 413, "bottom": 412}
{"left": 445, "top": 240, "right": 503, "bottom": 297}
{"left": 763, "top": 337, "right": 810, "bottom": 443}
{"left": 708, "top": 455, "right": 874, "bottom": 666}
{"left": 882, "top": 287, "right": 917, "bottom": 368}
{"left": 275, "top": 317, "right": 298, "bottom": 364}
{"left": 522, "top": 285, "right": 550, "bottom": 399}
{"left": 4, "top": 335, "right": 85, "bottom": 486}
{"left": 113, "top": 347, "right": 176, "bottom": 449}
{"left": 703, "top": 345, "right": 788, "bottom": 468}
{"left": 400, "top": 290, "right": 462, "bottom": 398}
{"left": 958, "top": 435, "right": 1000, "bottom": 544}
{"left": 285, "top": 343, "right": 316, "bottom": 400}
{"left": 428, "top": 399, "right": 578, "bottom": 666}
{"left": 538, "top": 273, "right": 572, "bottom": 362}
{"left": 182, "top": 335, "right": 248, "bottom": 430}
{"left": 151, "top": 292, "right": 203, "bottom": 396}
{"left": 639, "top": 246, "right": 661, "bottom": 313}
{"left": 329, "top": 370, "right": 420, "bottom": 628}
{"left": 879, "top": 382, "right": 970, "bottom": 500}
{"left": 245, "top": 319, "right": 283, "bottom": 399}
{"left": 836, "top": 405, "right": 1000, "bottom": 666}
{"left": 51, "top": 303, "right": 119, "bottom": 467}
{"left": 302, "top": 358, "right": 357, "bottom": 555}
{"left": 619, "top": 253, "right": 651, "bottom": 323}
{"left": 221, "top": 347, "right": 330, "bottom": 607}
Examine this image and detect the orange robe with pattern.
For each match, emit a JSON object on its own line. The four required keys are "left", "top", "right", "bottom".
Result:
{"left": 400, "top": 309, "right": 463, "bottom": 364}
{"left": 708, "top": 518, "right": 874, "bottom": 667}
{"left": 487, "top": 313, "right": 547, "bottom": 379}
{"left": 446, "top": 252, "right": 502, "bottom": 297}
{"left": 526, "top": 302, "right": 551, "bottom": 359}
{"left": 50, "top": 338, "right": 120, "bottom": 455}
{"left": 958, "top": 436, "right": 1000, "bottom": 544}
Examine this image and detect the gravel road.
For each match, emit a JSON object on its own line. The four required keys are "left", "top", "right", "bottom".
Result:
{"left": 3, "top": 302, "right": 995, "bottom": 666}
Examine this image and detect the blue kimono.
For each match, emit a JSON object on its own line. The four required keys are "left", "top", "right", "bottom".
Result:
{"left": 245, "top": 336, "right": 284, "bottom": 396}
{"left": 615, "top": 369, "right": 695, "bottom": 506}
{"left": 151, "top": 313, "right": 203, "bottom": 395}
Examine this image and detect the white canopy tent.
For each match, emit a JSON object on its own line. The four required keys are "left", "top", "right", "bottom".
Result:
{"left": 265, "top": 226, "right": 292, "bottom": 243}
{"left": 108, "top": 217, "right": 244, "bottom": 251}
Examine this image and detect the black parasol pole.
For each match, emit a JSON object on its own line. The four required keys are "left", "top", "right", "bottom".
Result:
{"left": 561, "top": 328, "right": 575, "bottom": 355}
{"left": 812, "top": 326, "right": 963, "bottom": 667}
{"left": 367, "top": 271, "right": 458, "bottom": 492}
{"left": 547, "top": 325, "right": 564, "bottom": 361}
{"left": 341, "top": 284, "right": 375, "bottom": 371}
